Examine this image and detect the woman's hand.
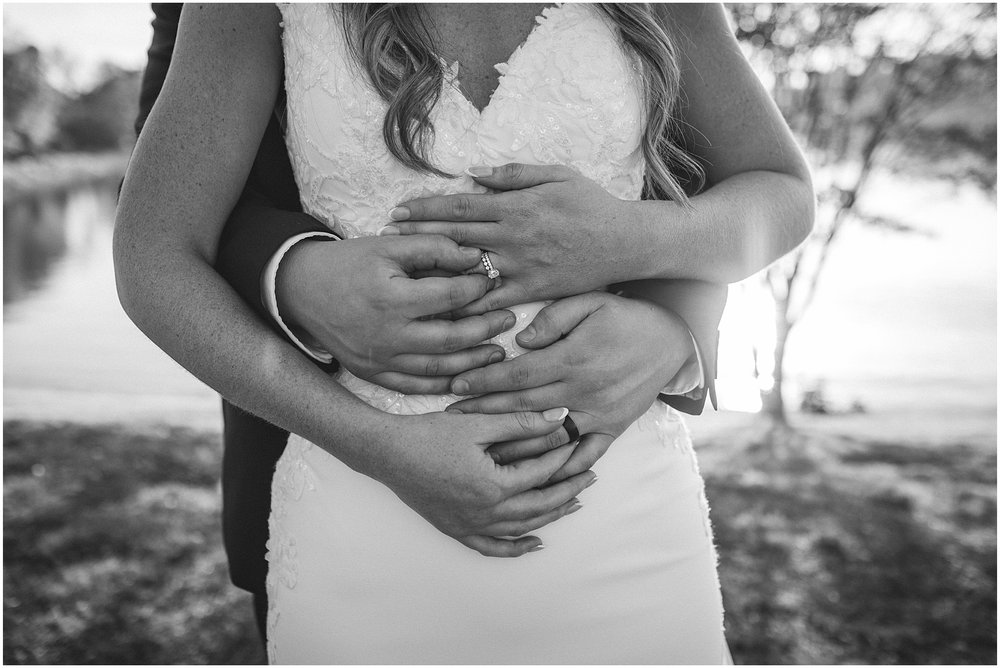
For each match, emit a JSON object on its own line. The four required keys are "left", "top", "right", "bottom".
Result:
{"left": 377, "top": 409, "right": 595, "bottom": 557}
{"left": 445, "top": 292, "right": 696, "bottom": 479}
{"left": 381, "top": 164, "right": 642, "bottom": 315}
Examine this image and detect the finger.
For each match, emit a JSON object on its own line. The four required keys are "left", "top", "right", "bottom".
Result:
{"left": 480, "top": 498, "right": 583, "bottom": 537}
{"left": 515, "top": 294, "right": 599, "bottom": 350}
{"left": 478, "top": 409, "right": 569, "bottom": 444}
{"left": 385, "top": 221, "right": 500, "bottom": 248}
{"left": 495, "top": 470, "right": 595, "bottom": 521}
{"left": 467, "top": 162, "right": 577, "bottom": 191}
{"left": 391, "top": 192, "right": 502, "bottom": 222}
{"left": 487, "top": 418, "right": 572, "bottom": 465}
{"left": 450, "top": 355, "right": 561, "bottom": 396}
{"left": 370, "top": 372, "right": 455, "bottom": 395}
{"left": 388, "top": 234, "right": 485, "bottom": 274}
{"left": 450, "top": 283, "right": 532, "bottom": 318}
{"left": 402, "top": 310, "right": 514, "bottom": 354}
{"left": 548, "top": 433, "right": 614, "bottom": 484}
{"left": 399, "top": 274, "right": 493, "bottom": 315}
{"left": 462, "top": 534, "right": 543, "bottom": 558}
{"left": 391, "top": 344, "right": 506, "bottom": 377}
{"left": 498, "top": 442, "right": 577, "bottom": 492}
{"left": 450, "top": 385, "right": 561, "bottom": 415}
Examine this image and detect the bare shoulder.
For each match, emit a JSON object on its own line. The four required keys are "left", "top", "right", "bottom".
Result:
{"left": 650, "top": 3, "right": 734, "bottom": 47}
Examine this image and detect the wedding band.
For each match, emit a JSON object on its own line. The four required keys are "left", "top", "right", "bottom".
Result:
{"left": 563, "top": 415, "right": 580, "bottom": 443}
{"left": 480, "top": 250, "right": 500, "bottom": 279}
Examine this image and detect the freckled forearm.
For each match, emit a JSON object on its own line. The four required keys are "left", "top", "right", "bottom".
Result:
{"left": 629, "top": 170, "right": 815, "bottom": 284}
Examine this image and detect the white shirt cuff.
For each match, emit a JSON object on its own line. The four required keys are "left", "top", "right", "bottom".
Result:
{"left": 660, "top": 328, "right": 706, "bottom": 398}
{"left": 262, "top": 231, "right": 340, "bottom": 364}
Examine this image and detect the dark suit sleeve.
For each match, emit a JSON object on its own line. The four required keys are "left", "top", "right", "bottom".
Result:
{"left": 135, "top": 3, "right": 332, "bottom": 341}
{"left": 653, "top": 280, "right": 726, "bottom": 415}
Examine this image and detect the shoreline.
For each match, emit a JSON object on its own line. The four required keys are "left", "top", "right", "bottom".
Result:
{"left": 3, "top": 151, "right": 130, "bottom": 202}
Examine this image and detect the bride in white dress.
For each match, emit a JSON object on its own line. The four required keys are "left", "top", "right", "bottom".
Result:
{"left": 115, "top": 2, "right": 815, "bottom": 663}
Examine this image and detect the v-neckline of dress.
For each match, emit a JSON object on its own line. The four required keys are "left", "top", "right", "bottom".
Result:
{"left": 443, "top": 3, "right": 563, "bottom": 117}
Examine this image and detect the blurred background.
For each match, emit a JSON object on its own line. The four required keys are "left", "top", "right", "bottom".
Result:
{"left": 3, "top": 3, "right": 996, "bottom": 664}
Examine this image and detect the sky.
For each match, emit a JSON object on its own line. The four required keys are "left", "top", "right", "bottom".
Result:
{"left": 3, "top": 3, "right": 154, "bottom": 87}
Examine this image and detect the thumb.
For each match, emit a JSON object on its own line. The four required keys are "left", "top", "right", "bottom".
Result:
{"left": 390, "top": 235, "right": 483, "bottom": 274}
{"left": 516, "top": 294, "right": 597, "bottom": 349}
{"left": 467, "top": 162, "right": 576, "bottom": 191}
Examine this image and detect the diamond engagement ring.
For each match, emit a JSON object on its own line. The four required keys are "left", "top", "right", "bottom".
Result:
{"left": 480, "top": 250, "right": 500, "bottom": 279}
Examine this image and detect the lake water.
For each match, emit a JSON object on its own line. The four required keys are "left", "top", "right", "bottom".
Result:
{"left": 3, "top": 174, "right": 996, "bottom": 436}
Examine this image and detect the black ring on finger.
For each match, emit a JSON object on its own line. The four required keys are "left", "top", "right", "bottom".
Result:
{"left": 562, "top": 415, "right": 580, "bottom": 443}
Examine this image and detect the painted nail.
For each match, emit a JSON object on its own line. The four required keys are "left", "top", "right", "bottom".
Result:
{"left": 543, "top": 407, "right": 569, "bottom": 422}
{"left": 488, "top": 350, "right": 504, "bottom": 364}
{"left": 464, "top": 165, "right": 493, "bottom": 178}
{"left": 519, "top": 325, "right": 536, "bottom": 342}
{"left": 388, "top": 206, "right": 410, "bottom": 221}
{"left": 528, "top": 543, "right": 545, "bottom": 553}
{"left": 376, "top": 225, "right": 400, "bottom": 236}
{"left": 452, "top": 379, "right": 470, "bottom": 395}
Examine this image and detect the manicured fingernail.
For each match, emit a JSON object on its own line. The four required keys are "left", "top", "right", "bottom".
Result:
{"left": 376, "top": 225, "right": 399, "bottom": 236}
{"left": 459, "top": 245, "right": 481, "bottom": 256}
{"left": 452, "top": 379, "right": 470, "bottom": 395}
{"left": 388, "top": 206, "right": 410, "bottom": 221}
{"left": 567, "top": 502, "right": 583, "bottom": 515}
{"left": 585, "top": 475, "right": 598, "bottom": 488}
{"left": 543, "top": 407, "right": 569, "bottom": 422}
{"left": 445, "top": 406, "right": 463, "bottom": 414}
{"left": 519, "top": 325, "right": 536, "bottom": 342}
{"left": 529, "top": 543, "right": 545, "bottom": 552}
{"left": 464, "top": 165, "right": 493, "bottom": 178}
{"left": 488, "top": 350, "right": 504, "bottom": 364}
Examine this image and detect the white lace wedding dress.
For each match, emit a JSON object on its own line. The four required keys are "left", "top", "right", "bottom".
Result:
{"left": 267, "top": 4, "right": 726, "bottom": 663}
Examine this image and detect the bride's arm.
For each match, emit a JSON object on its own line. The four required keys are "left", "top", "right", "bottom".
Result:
{"left": 385, "top": 2, "right": 814, "bottom": 288}
{"left": 114, "top": 4, "right": 589, "bottom": 558}
{"left": 621, "top": 1, "right": 815, "bottom": 284}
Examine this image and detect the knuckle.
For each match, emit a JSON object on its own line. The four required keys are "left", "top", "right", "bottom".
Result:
{"left": 514, "top": 394, "right": 535, "bottom": 413}
{"left": 422, "top": 356, "right": 441, "bottom": 376}
{"left": 441, "top": 330, "right": 462, "bottom": 353}
{"left": 508, "top": 364, "right": 532, "bottom": 388}
{"left": 450, "top": 195, "right": 473, "bottom": 220}
{"left": 513, "top": 410, "right": 536, "bottom": 433}
{"left": 546, "top": 429, "right": 566, "bottom": 450}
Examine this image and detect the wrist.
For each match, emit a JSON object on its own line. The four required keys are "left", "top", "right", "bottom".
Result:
{"left": 647, "top": 302, "right": 697, "bottom": 389}
{"left": 628, "top": 200, "right": 681, "bottom": 282}
{"left": 275, "top": 237, "right": 337, "bottom": 333}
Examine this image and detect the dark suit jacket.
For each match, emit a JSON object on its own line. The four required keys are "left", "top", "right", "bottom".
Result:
{"left": 137, "top": 2, "right": 724, "bottom": 596}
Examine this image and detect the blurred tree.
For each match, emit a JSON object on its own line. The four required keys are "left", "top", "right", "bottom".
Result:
{"left": 729, "top": 3, "right": 997, "bottom": 430}
{"left": 56, "top": 64, "right": 141, "bottom": 152}
{"left": 3, "top": 46, "right": 63, "bottom": 158}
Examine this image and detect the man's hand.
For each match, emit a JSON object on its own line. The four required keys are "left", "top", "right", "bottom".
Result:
{"left": 375, "top": 408, "right": 594, "bottom": 557}
{"left": 381, "top": 163, "right": 649, "bottom": 315}
{"left": 446, "top": 292, "right": 696, "bottom": 481}
{"left": 277, "top": 234, "right": 512, "bottom": 393}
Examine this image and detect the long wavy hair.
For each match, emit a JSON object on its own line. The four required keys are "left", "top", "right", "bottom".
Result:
{"left": 340, "top": 3, "right": 704, "bottom": 202}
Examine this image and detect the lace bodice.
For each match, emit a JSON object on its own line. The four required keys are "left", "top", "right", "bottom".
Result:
{"left": 278, "top": 2, "right": 647, "bottom": 414}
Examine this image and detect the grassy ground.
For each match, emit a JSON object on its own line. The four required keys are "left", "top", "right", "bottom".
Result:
{"left": 3, "top": 418, "right": 996, "bottom": 664}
